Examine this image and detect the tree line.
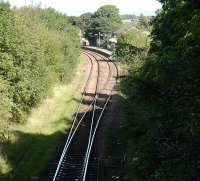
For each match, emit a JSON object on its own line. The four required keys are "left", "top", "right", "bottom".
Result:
{"left": 69, "top": 5, "right": 122, "bottom": 46}
{"left": 115, "top": 0, "right": 200, "bottom": 180}
{"left": 0, "top": 2, "right": 80, "bottom": 141}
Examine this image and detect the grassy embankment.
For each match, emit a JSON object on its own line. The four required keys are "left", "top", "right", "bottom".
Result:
{"left": 0, "top": 58, "right": 86, "bottom": 181}
{"left": 0, "top": 3, "right": 81, "bottom": 181}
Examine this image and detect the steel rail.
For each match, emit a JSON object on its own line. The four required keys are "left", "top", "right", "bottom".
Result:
{"left": 81, "top": 51, "right": 101, "bottom": 179}
{"left": 52, "top": 51, "right": 96, "bottom": 181}
{"left": 82, "top": 92, "right": 112, "bottom": 181}
{"left": 84, "top": 48, "right": 118, "bottom": 79}
{"left": 58, "top": 50, "right": 111, "bottom": 180}
{"left": 52, "top": 50, "right": 116, "bottom": 181}
{"left": 82, "top": 50, "right": 112, "bottom": 92}
{"left": 59, "top": 51, "right": 108, "bottom": 180}
{"left": 81, "top": 51, "right": 116, "bottom": 181}
{"left": 54, "top": 51, "right": 104, "bottom": 174}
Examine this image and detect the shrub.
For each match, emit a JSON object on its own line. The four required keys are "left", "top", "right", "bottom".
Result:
{"left": 0, "top": 3, "right": 80, "bottom": 127}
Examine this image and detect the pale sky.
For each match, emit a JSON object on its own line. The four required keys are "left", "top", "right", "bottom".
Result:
{"left": 8, "top": 0, "right": 162, "bottom": 16}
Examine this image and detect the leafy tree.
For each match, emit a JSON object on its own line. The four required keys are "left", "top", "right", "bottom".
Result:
{"left": 0, "top": 2, "right": 80, "bottom": 134}
{"left": 80, "top": 13, "right": 93, "bottom": 31}
{"left": 114, "top": 29, "right": 149, "bottom": 63}
{"left": 137, "top": 14, "right": 149, "bottom": 30}
{"left": 72, "top": 5, "right": 122, "bottom": 46}
{"left": 69, "top": 13, "right": 93, "bottom": 33}
{"left": 118, "top": 0, "right": 200, "bottom": 180}
{"left": 92, "top": 5, "right": 122, "bottom": 34}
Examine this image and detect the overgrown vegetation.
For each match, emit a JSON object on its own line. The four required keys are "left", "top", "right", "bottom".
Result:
{"left": 0, "top": 61, "right": 85, "bottom": 180}
{"left": 0, "top": 2, "right": 80, "bottom": 179}
{"left": 116, "top": 0, "right": 200, "bottom": 180}
{"left": 137, "top": 14, "right": 151, "bottom": 31}
{"left": 114, "top": 28, "right": 149, "bottom": 64}
{"left": 0, "top": 2, "right": 80, "bottom": 140}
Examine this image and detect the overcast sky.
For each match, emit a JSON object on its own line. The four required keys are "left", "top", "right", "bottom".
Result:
{"left": 8, "top": 0, "right": 162, "bottom": 16}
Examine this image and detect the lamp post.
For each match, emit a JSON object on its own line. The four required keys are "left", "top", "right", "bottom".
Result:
{"left": 98, "top": 32, "right": 101, "bottom": 47}
{"left": 95, "top": 32, "right": 105, "bottom": 47}
{"left": 94, "top": 33, "right": 100, "bottom": 47}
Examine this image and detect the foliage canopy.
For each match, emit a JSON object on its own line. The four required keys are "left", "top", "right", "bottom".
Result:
{"left": 70, "top": 5, "right": 122, "bottom": 46}
{"left": 0, "top": 2, "right": 80, "bottom": 140}
{"left": 117, "top": 0, "right": 200, "bottom": 180}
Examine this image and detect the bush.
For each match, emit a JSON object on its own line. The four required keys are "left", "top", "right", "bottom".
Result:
{"left": 114, "top": 28, "right": 149, "bottom": 64}
{"left": 0, "top": 76, "right": 11, "bottom": 141}
{"left": 119, "top": 1, "right": 200, "bottom": 180}
{"left": 0, "top": 3, "right": 80, "bottom": 130}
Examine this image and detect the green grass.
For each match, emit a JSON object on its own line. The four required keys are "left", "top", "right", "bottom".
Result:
{"left": 0, "top": 58, "right": 86, "bottom": 181}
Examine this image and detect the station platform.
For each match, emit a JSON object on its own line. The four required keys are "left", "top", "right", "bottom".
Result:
{"left": 82, "top": 46, "right": 112, "bottom": 58}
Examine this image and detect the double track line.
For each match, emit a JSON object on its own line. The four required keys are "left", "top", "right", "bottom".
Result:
{"left": 51, "top": 50, "right": 117, "bottom": 181}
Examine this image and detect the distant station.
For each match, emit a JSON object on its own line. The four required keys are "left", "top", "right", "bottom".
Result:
{"left": 79, "top": 30, "right": 90, "bottom": 46}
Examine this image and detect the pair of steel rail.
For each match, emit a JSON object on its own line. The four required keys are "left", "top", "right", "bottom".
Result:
{"left": 52, "top": 50, "right": 117, "bottom": 181}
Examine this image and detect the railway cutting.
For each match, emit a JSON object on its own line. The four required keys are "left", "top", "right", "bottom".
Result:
{"left": 40, "top": 49, "right": 122, "bottom": 181}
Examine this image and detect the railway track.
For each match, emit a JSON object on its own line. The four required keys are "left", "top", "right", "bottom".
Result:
{"left": 46, "top": 50, "right": 118, "bottom": 181}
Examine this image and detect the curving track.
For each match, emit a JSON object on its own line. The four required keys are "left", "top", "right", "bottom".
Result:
{"left": 47, "top": 50, "right": 118, "bottom": 181}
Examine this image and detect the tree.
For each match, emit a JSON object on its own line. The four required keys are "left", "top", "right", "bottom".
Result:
{"left": 69, "top": 13, "right": 92, "bottom": 32}
{"left": 74, "top": 5, "right": 122, "bottom": 46}
{"left": 80, "top": 13, "right": 93, "bottom": 32}
{"left": 69, "top": 5, "right": 122, "bottom": 46}
{"left": 92, "top": 5, "right": 122, "bottom": 34}
{"left": 114, "top": 29, "right": 149, "bottom": 63}
{"left": 118, "top": 0, "right": 200, "bottom": 180}
{"left": 0, "top": 3, "right": 80, "bottom": 126}
{"left": 137, "top": 13, "right": 149, "bottom": 30}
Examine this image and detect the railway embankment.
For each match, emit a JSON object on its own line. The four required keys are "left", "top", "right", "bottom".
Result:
{"left": 41, "top": 49, "right": 127, "bottom": 181}
{"left": 0, "top": 58, "right": 87, "bottom": 181}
